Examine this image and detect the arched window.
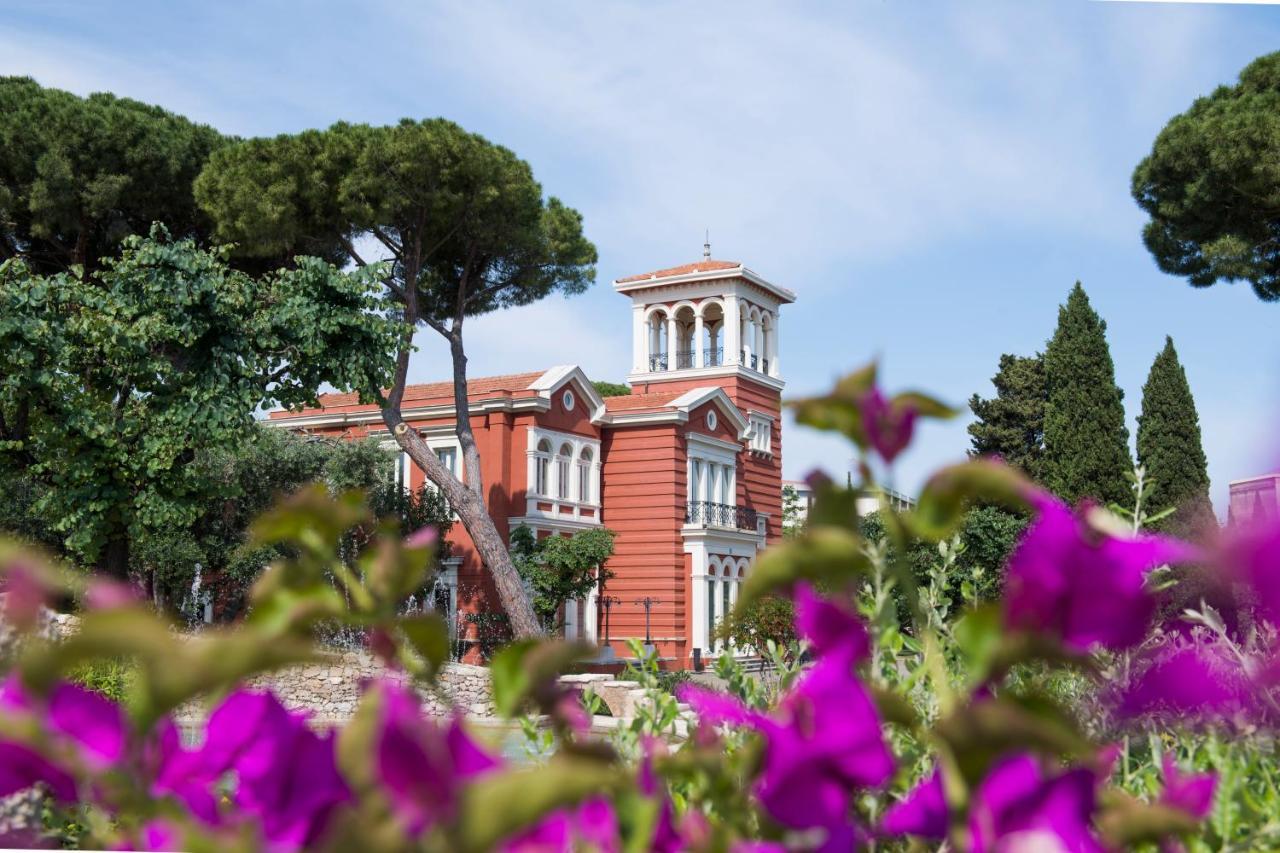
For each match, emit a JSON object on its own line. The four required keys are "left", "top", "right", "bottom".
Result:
{"left": 534, "top": 439, "right": 551, "bottom": 496}
{"left": 556, "top": 443, "right": 573, "bottom": 500}
{"left": 577, "top": 447, "right": 593, "bottom": 503}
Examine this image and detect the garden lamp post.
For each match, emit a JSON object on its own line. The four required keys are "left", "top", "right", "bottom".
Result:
{"left": 635, "top": 596, "right": 661, "bottom": 649}
{"left": 600, "top": 595, "right": 621, "bottom": 647}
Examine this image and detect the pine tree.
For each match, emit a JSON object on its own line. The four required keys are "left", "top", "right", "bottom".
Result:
{"left": 1041, "top": 283, "right": 1133, "bottom": 506}
{"left": 968, "top": 353, "right": 1047, "bottom": 481}
{"left": 1136, "top": 337, "right": 1215, "bottom": 536}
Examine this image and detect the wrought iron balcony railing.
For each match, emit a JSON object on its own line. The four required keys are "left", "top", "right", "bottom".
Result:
{"left": 648, "top": 354, "right": 668, "bottom": 372}
{"left": 739, "top": 350, "right": 759, "bottom": 371}
{"left": 685, "top": 500, "right": 759, "bottom": 532}
{"left": 675, "top": 349, "right": 696, "bottom": 369}
{"left": 703, "top": 347, "right": 723, "bottom": 367}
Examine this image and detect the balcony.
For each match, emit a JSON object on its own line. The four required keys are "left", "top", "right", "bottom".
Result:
{"left": 703, "top": 347, "right": 723, "bottom": 367}
{"left": 675, "top": 348, "right": 696, "bottom": 369}
{"left": 685, "top": 500, "right": 759, "bottom": 532}
{"left": 648, "top": 354, "right": 668, "bottom": 372}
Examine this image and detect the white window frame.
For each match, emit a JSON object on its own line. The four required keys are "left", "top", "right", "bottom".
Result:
{"left": 526, "top": 428, "right": 602, "bottom": 515}
{"left": 748, "top": 411, "right": 774, "bottom": 455}
{"left": 686, "top": 432, "right": 739, "bottom": 507}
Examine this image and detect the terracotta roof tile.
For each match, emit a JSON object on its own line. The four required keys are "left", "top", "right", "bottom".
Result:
{"left": 269, "top": 370, "right": 548, "bottom": 417}
{"left": 616, "top": 259, "right": 741, "bottom": 284}
{"left": 603, "top": 391, "right": 684, "bottom": 412}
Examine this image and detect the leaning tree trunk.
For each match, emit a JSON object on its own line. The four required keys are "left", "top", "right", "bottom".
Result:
{"left": 100, "top": 533, "right": 130, "bottom": 581}
{"left": 382, "top": 409, "right": 543, "bottom": 639}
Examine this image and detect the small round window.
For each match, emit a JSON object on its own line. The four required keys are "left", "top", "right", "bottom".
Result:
{"left": 706, "top": 410, "right": 718, "bottom": 430}
{"left": 563, "top": 390, "right": 575, "bottom": 411}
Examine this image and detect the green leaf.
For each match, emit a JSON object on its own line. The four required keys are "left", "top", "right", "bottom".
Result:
{"left": 455, "top": 756, "right": 621, "bottom": 852}
{"left": 910, "top": 459, "right": 1034, "bottom": 540}
{"left": 934, "top": 692, "right": 1094, "bottom": 785}
{"left": 1097, "top": 793, "right": 1201, "bottom": 849}
{"left": 489, "top": 639, "right": 594, "bottom": 718}
{"left": 398, "top": 613, "right": 450, "bottom": 678}
{"left": 737, "top": 526, "right": 869, "bottom": 609}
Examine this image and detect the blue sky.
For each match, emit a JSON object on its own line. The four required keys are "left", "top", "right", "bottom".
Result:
{"left": 5, "top": 1, "right": 1280, "bottom": 513}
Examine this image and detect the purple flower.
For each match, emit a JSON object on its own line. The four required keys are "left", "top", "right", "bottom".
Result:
{"left": 502, "top": 797, "right": 619, "bottom": 853}
{"left": 371, "top": 681, "right": 500, "bottom": 836}
{"left": 795, "top": 583, "right": 870, "bottom": 663}
{"left": 680, "top": 653, "right": 892, "bottom": 840}
{"left": 1, "top": 676, "right": 127, "bottom": 769}
{"left": 199, "top": 690, "right": 350, "bottom": 851}
{"left": 1, "top": 560, "right": 49, "bottom": 632}
{"left": 860, "top": 387, "right": 916, "bottom": 464}
{"left": 1003, "top": 494, "right": 1197, "bottom": 652}
{"left": 1160, "top": 756, "right": 1216, "bottom": 821}
{"left": 1219, "top": 520, "right": 1280, "bottom": 627}
{"left": 882, "top": 754, "right": 1105, "bottom": 852}
{"left": 1118, "top": 641, "right": 1254, "bottom": 721}
{"left": 0, "top": 740, "right": 76, "bottom": 802}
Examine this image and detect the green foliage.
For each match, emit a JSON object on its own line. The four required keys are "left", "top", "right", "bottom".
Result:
{"left": 1041, "top": 283, "right": 1133, "bottom": 506}
{"left": 66, "top": 658, "right": 134, "bottom": 704}
{"left": 0, "top": 228, "right": 401, "bottom": 576}
{"left": 1133, "top": 51, "right": 1280, "bottom": 301}
{"left": 0, "top": 77, "right": 228, "bottom": 274}
{"left": 781, "top": 484, "right": 804, "bottom": 538}
{"left": 591, "top": 381, "right": 631, "bottom": 398}
{"left": 717, "top": 594, "right": 797, "bottom": 657}
{"left": 510, "top": 524, "right": 616, "bottom": 630}
{"left": 968, "top": 352, "right": 1047, "bottom": 481}
{"left": 1136, "top": 337, "right": 1216, "bottom": 537}
{"left": 194, "top": 118, "right": 598, "bottom": 329}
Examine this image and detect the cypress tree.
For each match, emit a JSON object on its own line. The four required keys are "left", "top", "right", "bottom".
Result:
{"left": 1042, "top": 283, "right": 1133, "bottom": 506}
{"left": 968, "top": 353, "right": 1047, "bottom": 481}
{"left": 1136, "top": 337, "right": 1215, "bottom": 536}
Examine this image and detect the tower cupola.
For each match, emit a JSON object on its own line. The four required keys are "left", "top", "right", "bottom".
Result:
{"left": 614, "top": 257, "right": 795, "bottom": 387}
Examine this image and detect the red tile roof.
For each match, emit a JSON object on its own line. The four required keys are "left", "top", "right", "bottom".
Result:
{"left": 269, "top": 370, "right": 548, "bottom": 417}
{"left": 603, "top": 391, "right": 684, "bottom": 412}
{"left": 616, "top": 259, "right": 741, "bottom": 284}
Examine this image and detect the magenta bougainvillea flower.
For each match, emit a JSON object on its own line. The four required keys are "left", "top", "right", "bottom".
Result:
{"left": 1003, "top": 493, "right": 1197, "bottom": 652}
{"left": 1, "top": 676, "right": 127, "bottom": 769}
{"left": 680, "top": 654, "right": 892, "bottom": 840}
{"left": 1219, "top": 520, "right": 1280, "bottom": 628}
{"left": 0, "top": 740, "right": 76, "bottom": 802}
{"left": 794, "top": 583, "right": 870, "bottom": 663}
{"left": 881, "top": 754, "right": 1105, "bottom": 852}
{"left": 199, "top": 689, "right": 350, "bottom": 851}
{"left": 371, "top": 681, "right": 501, "bottom": 836}
{"left": 504, "top": 796, "right": 619, "bottom": 853}
{"left": 1160, "top": 755, "right": 1217, "bottom": 821}
{"left": 1118, "top": 641, "right": 1254, "bottom": 721}
{"left": 860, "top": 387, "right": 917, "bottom": 464}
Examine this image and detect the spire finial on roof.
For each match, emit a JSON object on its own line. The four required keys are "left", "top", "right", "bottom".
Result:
{"left": 703, "top": 229, "right": 711, "bottom": 260}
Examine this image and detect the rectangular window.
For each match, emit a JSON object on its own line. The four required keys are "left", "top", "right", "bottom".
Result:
{"left": 435, "top": 447, "right": 457, "bottom": 477}
{"left": 557, "top": 457, "right": 571, "bottom": 500}
{"left": 578, "top": 463, "right": 591, "bottom": 503}
{"left": 690, "top": 460, "right": 703, "bottom": 504}
{"left": 535, "top": 457, "right": 549, "bottom": 496}
{"left": 749, "top": 413, "right": 773, "bottom": 454}
{"left": 707, "top": 578, "right": 717, "bottom": 654}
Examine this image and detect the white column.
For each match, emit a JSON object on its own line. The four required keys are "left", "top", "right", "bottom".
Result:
{"left": 762, "top": 312, "right": 773, "bottom": 376}
{"left": 632, "top": 305, "right": 646, "bottom": 372}
{"left": 754, "top": 321, "right": 764, "bottom": 371}
{"left": 724, "top": 294, "right": 741, "bottom": 365}
{"left": 694, "top": 312, "right": 704, "bottom": 369}
{"left": 689, "top": 543, "right": 709, "bottom": 657}
{"left": 564, "top": 599, "right": 578, "bottom": 640}
{"left": 592, "top": 461, "right": 602, "bottom": 510}
{"left": 670, "top": 311, "right": 680, "bottom": 366}
{"left": 740, "top": 315, "right": 752, "bottom": 365}
{"left": 584, "top": 588, "right": 598, "bottom": 644}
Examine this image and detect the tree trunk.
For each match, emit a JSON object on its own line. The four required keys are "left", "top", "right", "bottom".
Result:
{"left": 382, "top": 407, "right": 543, "bottom": 639}
{"left": 100, "top": 534, "right": 130, "bottom": 581}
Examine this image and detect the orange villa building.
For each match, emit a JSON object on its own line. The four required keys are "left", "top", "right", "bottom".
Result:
{"left": 268, "top": 256, "right": 794, "bottom": 669}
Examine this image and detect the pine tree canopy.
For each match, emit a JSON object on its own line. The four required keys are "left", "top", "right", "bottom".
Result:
{"left": 968, "top": 353, "right": 1046, "bottom": 481}
{"left": 1041, "top": 283, "right": 1133, "bottom": 507}
{"left": 1136, "top": 336, "right": 1215, "bottom": 535}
